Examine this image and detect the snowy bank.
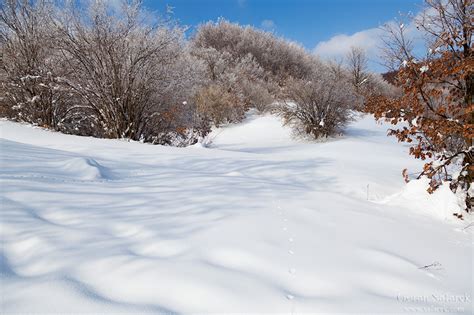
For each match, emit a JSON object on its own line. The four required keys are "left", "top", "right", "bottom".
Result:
{"left": 0, "top": 114, "right": 472, "bottom": 313}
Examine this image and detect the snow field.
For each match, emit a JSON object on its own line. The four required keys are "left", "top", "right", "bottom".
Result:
{"left": 0, "top": 114, "right": 472, "bottom": 313}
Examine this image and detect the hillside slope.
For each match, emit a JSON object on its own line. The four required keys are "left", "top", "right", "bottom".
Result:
{"left": 0, "top": 114, "right": 472, "bottom": 314}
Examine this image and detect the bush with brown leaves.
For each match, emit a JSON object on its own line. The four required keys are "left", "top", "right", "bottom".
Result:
{"left": 366, "top": 0, "right": 473, "bottom": 212}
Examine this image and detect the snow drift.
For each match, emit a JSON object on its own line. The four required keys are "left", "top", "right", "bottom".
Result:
{"left": 0, "top": 114, "right": 472, "bottom": 314}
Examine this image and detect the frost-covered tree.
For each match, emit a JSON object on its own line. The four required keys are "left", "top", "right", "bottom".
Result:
{"left": 191, "top": 19, "right": 362, "bottom": 137}
{"left": 363, "top": 72, "right": 400, "bottom": 99}
{"left": 191, "top": 36, "right": 275, "bottom": 123}
{"left": 192, "top": 19, "right": 316, "bottom": 84}
{"left": 346, "top": 46, "right": 370, "bottom": 94}
{"left": 0, "top": 0, "right": 77, "bottom": 131}
{"left": 53, "top": 0, "right": 207, "bottom": 143}
{"left": 1, "top": 2, "right": 374, "bottom": 146}
{"left": 190, "top": 47, "right": 248, "bottom": 125}
{"left": 345, "top": 47, "right": 398, "bottom": 104}
{"left": 280, "top": 65, "right": 361, "bottom": 139}
{"left": 195, "top": 84, "right": 241, "bottom": 127}
{"left": 141, "top": 49, "right": 210, "bottom": 145}
{"left": 191, "top": 19, "right": 323, "bottom": 124}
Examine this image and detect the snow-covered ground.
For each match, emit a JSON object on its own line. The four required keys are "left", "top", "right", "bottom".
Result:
{"left": 0, "top": 113, "right": 472, "bottom": 314}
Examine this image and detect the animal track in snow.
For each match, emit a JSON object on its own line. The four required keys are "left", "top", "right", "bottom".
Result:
{"left": 273, "top": 202, "right": 297, "bottom": 309}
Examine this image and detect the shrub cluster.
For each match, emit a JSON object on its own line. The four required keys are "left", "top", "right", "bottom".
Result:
{"left": 1, "top": 0, "right": 395, "bottom": 144}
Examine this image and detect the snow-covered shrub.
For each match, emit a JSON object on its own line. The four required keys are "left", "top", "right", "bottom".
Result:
{"left": 240, "top": 78, "right": 275, "bottom": 112}
{"left": 279, "top": 67, "right": 361, "bottom": 139}
{"left": 192, "top": 19, "right": 316, "bottom": 83}
{"left": 190, "top": 46, "right": 274, "bottom": 123}
{"left": 140, "top": 96, "right": 211, "bottom": 146}
{"left": 2, "top": 1, "right": 382, "bottom": 146}
{"left": 190, "top": 19, "right": 319, "bottom": 117}
{"left": 363, "top": 73, "right": 401, "bottom": 99}
{"left": 195, "top": 84, "right": 243, "bottom": 127}
{"left": 52, "top": 0, "right": 209, "bottom": 143}
{"left": 0, "top": 0, "right": 80, "bottom": 131}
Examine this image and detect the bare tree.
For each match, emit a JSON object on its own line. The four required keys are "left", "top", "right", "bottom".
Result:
{"left": 346, "top": 46, "right": 369, "bottom": 93}
{"left": 1, "top": 2, "right": 380, "bottom": 146}
{"left": 54, "top": 0, "right": 201, "bottom": 141}
{"left": 379, "top": 19, "right": 415, "bottom": 71}
{"left": 280, "top": 66, "right": 360, "bottom": 139}
{"left": 191, "top": 19, "right": 328, "bottom": 122}
{"left": 0, "top": 0, "right": 76, "bottom": 130}
{"left": 191, "top": 34, "right": 276, "bottom": 124}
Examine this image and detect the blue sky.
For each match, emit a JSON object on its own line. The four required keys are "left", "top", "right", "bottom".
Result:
{"left": 142, "top": 0, "right": 424, "bottom": 71}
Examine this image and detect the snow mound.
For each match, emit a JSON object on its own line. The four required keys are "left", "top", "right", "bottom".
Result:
{"left": 0, "top": 139, "right": 115, "bottom": 181}
{"left": 57, "top": 157, "right": 115, "bottom": 181}
{"left": 209, "top": 110, "right": 296, "bottom": 153}
{"left": 380, "top": 177, "right": 465, "bottom": 221}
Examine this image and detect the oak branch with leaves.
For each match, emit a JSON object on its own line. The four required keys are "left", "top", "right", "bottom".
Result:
{"left": 366, "top": 0, "right": 473, "bottom": 213}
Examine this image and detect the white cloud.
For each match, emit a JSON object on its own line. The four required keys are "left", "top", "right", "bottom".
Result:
{"left": 313, "top": 11, "right": 426, "bottom": 72}
{"left": 313, "top": 27, "right": 382, "bottom": 60}
{"left": 261, "top": 19, "right": 276, "bottom": 31}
